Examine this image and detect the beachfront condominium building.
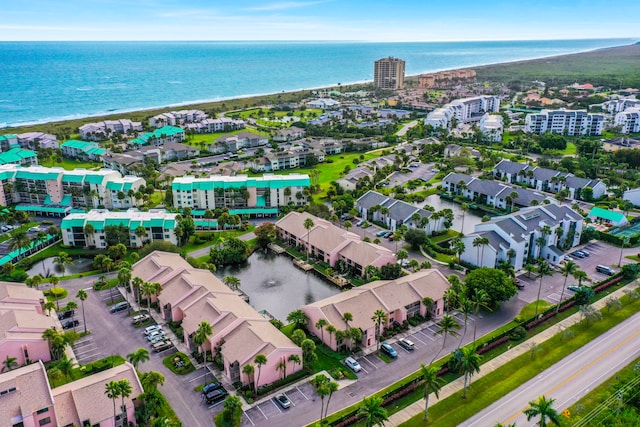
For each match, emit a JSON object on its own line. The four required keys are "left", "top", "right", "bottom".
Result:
{"left": 129, "top": 126, "right": 185, "bottom": 147}
{"left": 374, "top": 57, "right": 405, "bottom": 90}
{"left": 302, "top": 270, "right": 448, "bottom": 351}
{"left": 78, "top": 119, "right": 143, "bottom": 141}
{"left": 480, "top": 113, "right": 504, "bottom": 142}
{"left": 0, "top": 361, "right": 144, "bottom": 427}
{"left": 183, "top": 117, "right": 246, "bottom": 133}
{"left": 276, "top": 212, "right": 397, "bottom": 277}
{"left": 61, "top": 140, "right": 107, "bottom": 161}
{"left": 424, "top": 95, "right": 500, "bottom": 128}
{"left": 61, "top": 209, "right": 179, "bottom": 248}
{"left": 149, "top": 110, "right": 208, "bottom": 127}
{"left": 0, "top": 148, "right": 38, "bottom": 167}
{"left": 1, "top": 132, "right": 59, "bottom": 151}
{"left": 493, "top": 159, "right": 607, "bottom": 201}
{"left": 524, "top": 109, "right": 605, "bottom": 136}
{"left": 172, "top": 173, "right": 310, "bottom": 212}
{"left": 460, "top": 204, "right": 584, "bottom": 270}
{"left": 614, "top": 108, "right": 640, "bottom": 134}
{"left": 0, "top": 164, "right": 146, "bottom": 215}
{"left": 132, "top": 251, "right": 303, "bottom": 388}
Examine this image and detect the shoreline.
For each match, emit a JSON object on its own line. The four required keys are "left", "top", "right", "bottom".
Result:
{"left": 2, "top": 41, "right": 636, "bottom": 132}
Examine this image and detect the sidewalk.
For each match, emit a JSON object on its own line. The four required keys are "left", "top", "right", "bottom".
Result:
{"left": 386, "top": 278, "right": 640, "bottom": 425}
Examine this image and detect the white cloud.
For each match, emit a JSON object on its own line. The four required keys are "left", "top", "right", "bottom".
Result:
{"left": 244, "top": 1, "right": 330, "bottom": 11}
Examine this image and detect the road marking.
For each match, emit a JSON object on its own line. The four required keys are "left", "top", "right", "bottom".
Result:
{"left": 410, "top": 334, "right": 427, "bottom": 345}
{"left": 417, "top": 330, "right": 435, "bottom": 341}
{"left": 256, "top": 404, "right": 268, "bottom": 420}
{"left": 296, "top": 386, "right": 309, "bottom": 400}
{"left": 283, "top": 392, "right": 295, "bottom": 407}
{"left": 501, "top": 327, "right": 640, "bottom": 425}
{"left": 243, "top": 411, "right": 255, "bottom": 426}
{"left": 271, "top": 399, "right": 282, "bottom": 413}
{"left": 188, "top": 373, "right": 208, "bottom": 383}
{"left": 360, "top": 356, "right": 378, "bottom": 369}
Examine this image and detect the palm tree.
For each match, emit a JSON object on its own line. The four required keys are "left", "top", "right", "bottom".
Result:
{"left": 286, "top": 309, "right": 309, "bottom": 330}
{"left": 66, "top": 300, "right": 78, "bottom": 325}
{"left": 431, "top": 315, "right": 461, "bottom": 364}
{"left": 76, "top": 289, "right": 88, "bottom": 333}
{"left": 195, "top": 321, "right": 213, "bottom": 367}
{"left": 25, "top": 274, "right": 43, "bottom": 290}
{"left": 43, "top": 301, "right": 56, "bottom": 316}
{"left": 535, "top": 236, "right": 547, "bottom": 260}
{"left": 303, "top": 217, "right": 315, "bottom": 259}
{"left": 535, "top": 261, "right": 553, "bottom": 317}
{"left": 573, "top": 269, "right": 588, "bottom": 286}
{"left": 326, "top": 324, "right": 336, "bottom": 348}
{"left": 1, "top": 355, "right": 18, "bottom": 373}
{"left": 223, "top": 276, "right": 241, "bottom": 291}
{"left": 525, "top": 263, "right": 536, "bottom": 279}
{"left": 322, "top": 380, "right": 339, "bottom": 422}
{"left": 396, "top": 249, "right": 409, "bottom": 265}
{"left": 53, "top": 251, "right": 73, "bottom": 277}
{"left": 357, "top": 396, "right": 388, "bottom": 427}
{"left": 420, "top": 363, "right": 443, "bottom": 421}
{"left": 556, "top": 260, "right": 578, "bottom": 313}
{"left": 471, "top": 289, "right": 490, "bottom": 346}
{"left": 315, "top": 318, "right": 328, "bottom": 343}
{"left": 451, "top": 238, "right": 465, "bottom": 265}
{"left": 56, "top": 356, "right": 75, "bottom": 382}
{"left": 523, "top": 395, "right": 561, "bottom": 427}
{"left": 116, "top": 379, "right": 133, "bottom": 424}
{"left": 459, "top": 203, "right": 469, "bottom": 234}
{"left": 49, "top": 275, "right": 61, "bottom": 310}
{"left": 287, "top": 354, "right": 301, "bottom": 376}
{"left": 341, "top": 312, "right": 353, "bottom": 331}
{"left": 457, "top": 297, "right": 474, "bottom": 348}
{"left": 105, "top": 380, "right": 120, "bottom": 422}
{"left": 127, "top": 348, "right": 150, "bottom": 369}
{"left": 131, "top": 276, "right": 144, "bottom": 306}
{"left": 8, "top": 230, "right": 31, "bottom": 260}
{"left": 253, "top": 354, "right": 267, "bottom": 391}
{"left": 242, "top": 364, "right": 255, "bottom": 390}
{"left": 371, "top": 309, "right": 388, "bottom": 351}
{"left": 140, "top": 371, "right": 165, "bottom": 393}
{"left": 472, "top": 237, "right": 489, "bottom": 266}
{"left": 460, "top": 347, "right": 482, "bottom": 398}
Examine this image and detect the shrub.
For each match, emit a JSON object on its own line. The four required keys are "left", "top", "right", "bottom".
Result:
{"left": 509, "top": 326, "right": 527, "bottom": 341}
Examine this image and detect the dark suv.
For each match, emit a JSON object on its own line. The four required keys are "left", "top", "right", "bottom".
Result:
{"left": 203, "top": 388, "right": 228, "bottom": 405}
{"left": 58, "top": 310, "right": 74, "bottom": 320}
{"left": 62, "top": 319, "right": 80, "bottom": 329}
{"left": 202, "top": 382, "right": 223, "bottom": 394}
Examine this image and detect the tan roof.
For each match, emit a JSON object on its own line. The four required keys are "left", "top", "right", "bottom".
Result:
{"left": 276, "top": 211, "right": 360, "bottom": 254}
{"left": 304, "top": 270, "right": 449, "bottom": 332}
{"left": 0, "top": 282, "right": 44, "bottom": 303}
{"left": 0, "top": 309, "right": 57, "bottom": 338}
{"left": 0, "top": 361, "right": 54, "bottom": 424}
{"left": 338, "top": 240, "right": 394, "bottom": 268}
{"left": 52, "top": 362, "right": 143, "bottom": 426}
{"left": 221, "top": 320, "right": 298, "bottom": 365}
{"left": 131, "top": 251, "right": 191, "bottom": 283}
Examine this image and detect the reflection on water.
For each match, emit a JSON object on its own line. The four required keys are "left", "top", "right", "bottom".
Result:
{"left": 417, "top": 194, "right": 488, "bottom": 235}
{"left": 26, "top": 257, "right": 94, "bottom": 277}
{"left": 216, "top": 250, "right": 341, "bottom": 321}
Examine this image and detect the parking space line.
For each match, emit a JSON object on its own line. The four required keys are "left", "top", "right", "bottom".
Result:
{"left": 73, "top": 347, "right": 99, "bottom": 355}
{"left": 188, "top": 373, "right": 208, "bottom": 383}
{"left": 419, "top": 329, "right": 436, "bottom": 340}
{"left": 283, "top": 392, "right": 295, "bottom": 407}
{"left": 271, "top": 399, "right": 282, "bottom": 413}
{"left": 256, "top": 404, "right": 268, "bottom": 420}
{"left": 410, "top": 334, "right": 427, "bottom": 345}
{"left": 296, "top": 386, "right": 308, "bottom": 400}
{"left": 360, "top": 356, "right": 378, "bottom": 370}
{"left": 243, "top": 411, "right": 255, "bottom": 426}
{"left": 76, "top": 351, "right": 102, "bottom": 360}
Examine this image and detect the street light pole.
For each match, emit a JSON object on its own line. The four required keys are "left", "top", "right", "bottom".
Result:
{"left": 618, "top": 237, "right": 629, "bottom": 267}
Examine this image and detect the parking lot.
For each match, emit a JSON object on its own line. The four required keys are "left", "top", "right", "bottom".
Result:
{"left": 242, "top": 383, "right": 314, "bottom": 426}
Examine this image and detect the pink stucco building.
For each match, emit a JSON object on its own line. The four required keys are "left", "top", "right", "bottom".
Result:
{"left": 0, "top": 282, "right": 56, "bottom": 367}
{"left": 302, "top": 270, "right": 449, "bottom": 351}
{"left": 132, "top": 252, "right": 302, "bottom": 388}
{"left": 276, "top": 211, "right": 397, "bottom": 276}
{"left": 0, "top": 361, "right": 143, "bottom": 427}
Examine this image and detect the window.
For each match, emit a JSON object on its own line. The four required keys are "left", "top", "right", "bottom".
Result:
{"left": 38, "top": 417, "right": 51, "bottom": 426}
{"left": 36, "top": 408, "right": 49, "bottom": 415}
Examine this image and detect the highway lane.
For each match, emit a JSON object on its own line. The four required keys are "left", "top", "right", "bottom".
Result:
{"left": 463, "top": 312, "right": 640, "bottom": 427}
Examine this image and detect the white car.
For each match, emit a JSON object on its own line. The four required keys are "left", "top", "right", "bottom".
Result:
{"left": 144, "top": 325, "right": 162, "bottom": 335}
{"left": 345, "top": 357, "right": 362, "bottom": 373}
{"left": 147, "top": 330, "right": 165, "bottom": 341}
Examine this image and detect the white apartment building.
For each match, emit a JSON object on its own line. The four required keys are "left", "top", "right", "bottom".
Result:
{"left": 479, "top": 113, "right": 504, "bottom": 142}
{"left": 604, "top": 99, "right": 640, "bottom": 114}
{"left": 78, "top": 119, "right": 143, "bottom": 141}
{"left": 149, "top": 110, "right": 208, "bottom": 128}
{"left": 172, "top": 174, "right": 310, "bottom": 211}
{"left": 424, "top": 108, "right": 453, "bottom": 128}
{"left": 614, "top": 108, "right": 640, "bottom": 134}
{"left": 183, "top": 117, "right": 246, "bottom": 133}
{"left": 61, "top": 209, "right": 179, "bottom": 248}
{"left": 524, "top": 109, "right": 605, "bottom": 136}
{"left": 424, "top": 95, "right": 499, "bottom": 128}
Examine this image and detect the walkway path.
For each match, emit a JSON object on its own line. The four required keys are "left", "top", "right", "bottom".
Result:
{"left": 386, "top": 278, "right": 640, "bottom": 426}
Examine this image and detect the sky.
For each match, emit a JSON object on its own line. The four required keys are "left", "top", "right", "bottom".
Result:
{"left": 1, "top": 0, "right": 639, "bottom": 42}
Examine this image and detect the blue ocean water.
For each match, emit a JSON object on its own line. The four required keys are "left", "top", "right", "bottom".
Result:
{"left": 0, "top": 39, "right": 633, "bottom": 128}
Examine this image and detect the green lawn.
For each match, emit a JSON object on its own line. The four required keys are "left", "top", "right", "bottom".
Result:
{"left": 40, "top": 158, "right": 102, "bottom": 170}
{"left": 518, "top": 300, "right": 553, "bottom": 319}
{"left": 561, "top": 141, "right": 577, "bottom": 155}
{"left": 184, "top": 128, "right": 270, "bottom": 148}
{"left": 183, "top": 228, "right": 254, "bottom": 253}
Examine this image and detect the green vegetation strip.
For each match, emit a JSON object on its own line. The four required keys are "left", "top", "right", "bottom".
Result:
{"left": 399, "top": 293, "right": 640, "bottom": 426}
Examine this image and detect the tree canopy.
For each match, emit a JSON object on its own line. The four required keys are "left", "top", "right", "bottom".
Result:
{"left": 464, "top": 267, "right": 517, "bottom": 309}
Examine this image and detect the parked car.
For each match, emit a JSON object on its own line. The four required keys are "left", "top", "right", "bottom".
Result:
{"left": 340, "top": 213, "right": 353, "bottom": 221}
{"left": 383, "top": 231, "right": 393, "bottom": 238}
{"left": 144, "top": 325, "right": 162, "bottom": 335}
{"left": 356, "top": 220, "right": 364, "bottom": 227}
{"left": 203, "top": 388, "right": 228, "bottom": 405}
{"left": 58, "top": 310, "right": 74, "bottom": 320}
{"left": 380, "top": 341, "right": 398, "bottom": 358}
{"left": 398, "top": 259, "right": 409, "bottom": 268}
{"left": 376, "top": 230, "right": 387, "bottom": 237}
{"left": 567, "top": 285, "right": 582, "bottom": 292}
{"left": 275, "top": 393, "right": 292, "bottom": 409}
{"left": 571, "top": 251, "right": 586, "bottom": 259}
{"left": 62, "top": 319, "right": 80, "bottom": 330}
{"left": 596, "top": 265, "right": 615, "bottom": 276}
{"left": 132, "top": 314, "right": 150, "bottom": 325}
{"left": 345, "top": 356, "right": 362, "bottom": 373}
{"left": 580, "top": 250, "right": 591, "bottom": 257}
{"left": 514, "top": 278, "right": 525, "bottom": 289}
{"left": 149, "top": 335, "right": 168, "bottom": 344}
{"left": 147, "top": 330, "right": 165, "bottom": 341}
{"left": 152, "top": 340, "right": 174, "bottom": 353}
{"left": 202, "top": 382, "right": 223, "bottom": 394}
{"left": 398, "top": 338, "right": 415, "bottom": 351}
{"left": 110, "top": 302, "right": 129, "bottom": 313}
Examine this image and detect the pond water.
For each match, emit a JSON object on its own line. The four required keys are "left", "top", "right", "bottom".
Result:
{"left": 416, "top": 194, "right": 488, "bottom": 235}
{"left": 26, "top": 257, "right": 94, "bottom": 277}
{"left": 216, "top": 250, "right": 341, "bottom": 322}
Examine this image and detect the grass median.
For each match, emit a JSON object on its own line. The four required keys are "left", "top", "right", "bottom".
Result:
{"left": 399, "top": 291, "right": 640, "bottom": 426}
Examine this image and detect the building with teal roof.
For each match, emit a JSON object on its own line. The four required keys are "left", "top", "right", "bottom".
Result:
{"left": 61, "top": 139, "right": 107, "bottom": 161}
{"left": 588, "top": 206, "right": 629, "bottom": 227}
{"left": 0, "top": 148, "right": 38, "bottom": 167}
{"left": 130, "top": 126, "right": 185, "bottom": 147}
{"left": 61, "top": 209, "right": 178, "bottom": 248}
{"left": 172, "top": 173, "right": 310, "bottom": 214}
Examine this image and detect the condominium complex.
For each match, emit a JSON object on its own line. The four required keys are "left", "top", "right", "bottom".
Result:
{"left": 479, "top": 113, "right": 504, "bottom": 142}
{"left": 276, "top": 212, "right": 396, "bottom": 276}
{"left": 183, "top": 117, "right": 246, "bottom": 134}
{"left": 61, "top": 209, "right": 179, "bottom": 248}
{"left": 460, "top": 204, "right": 584, "bottom": 270}
{"left": 78, "top": 119, "right": 143, "bottom": 141}
{"left": 130, "top": 126, "right": 185, "bottom": 147}
{"left": 0, "top": 164, "right": 146, "bottom": 215}
{"left": 132, "top": 251, "right": 302, "bottom": 388}
{"left": 149, "top": 110, "right": 207, "bottom": 127}
{"left": 614, "top": 108, "right": 640, "bottom": 134}
{"left": 172, "top": 174, "right": 310, "bottom": 211}
{"left": 0, "top": 361, "right": 143, "bottom": 427}
{"left": 374, "top": 57, "right": 405, "bottom": 90}
{"left": 424, "top": 95, "right": 500, "bottom": 128}
{"left": 524, "top": 109, "right": 605, "bottom": 136}
{"left": 60, "top": 140, "right": 107, "bottom": 161}
{"left": 0, "top": 132, "right": 59, "bottom": 151}
{"left": 0, "top": 148, "right": 38, "bottom": 167}
{"left": 417, "top": 69, "right": 476, "bottom": 89}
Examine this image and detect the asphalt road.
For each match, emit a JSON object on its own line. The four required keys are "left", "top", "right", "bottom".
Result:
{"left": 464, "top": 311, "right": 640, "bottom": 427}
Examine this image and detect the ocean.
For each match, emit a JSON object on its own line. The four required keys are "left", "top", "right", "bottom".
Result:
{"left": 0, "top": 39, "right": 633, "bottom": 128}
